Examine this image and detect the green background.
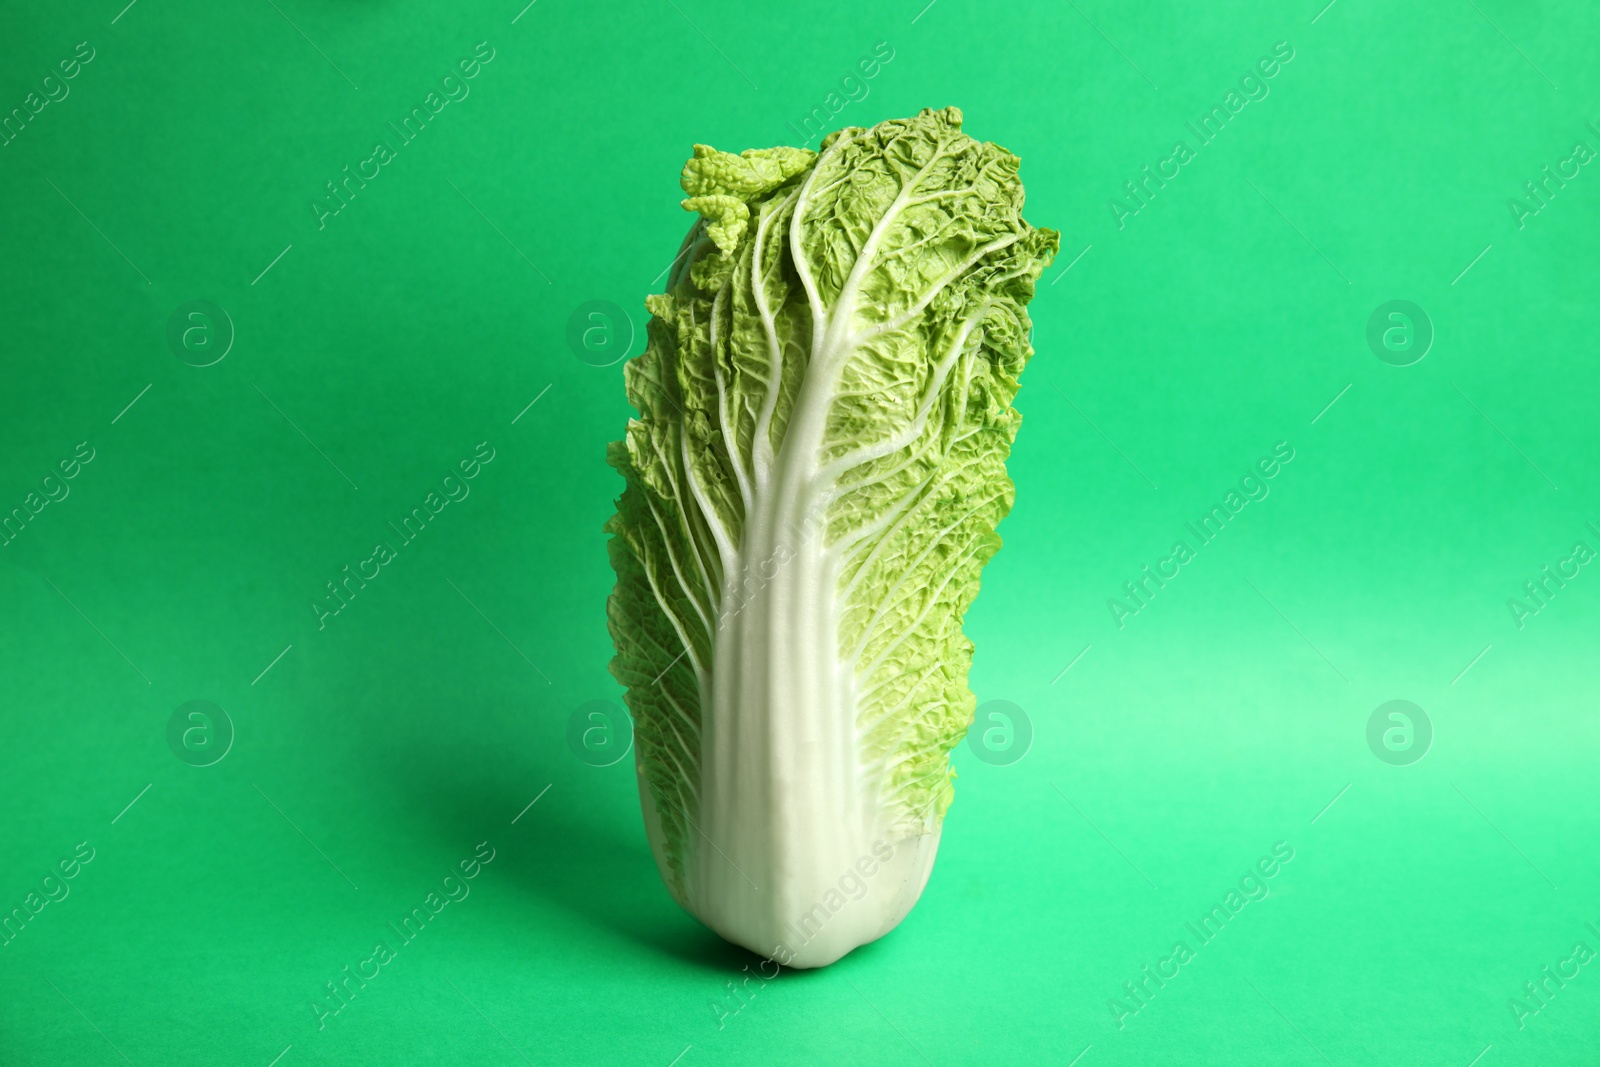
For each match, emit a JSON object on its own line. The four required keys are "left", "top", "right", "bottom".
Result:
{"left": 2, "top": 0, "right": 1597, "bottom": 1064}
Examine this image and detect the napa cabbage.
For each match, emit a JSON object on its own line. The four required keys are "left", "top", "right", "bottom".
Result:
{"left": 606, "top": 107, "right": 1057, "bottom": 967}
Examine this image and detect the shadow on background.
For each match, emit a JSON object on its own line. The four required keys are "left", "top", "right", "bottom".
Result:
{"left": 371, "top": 720, "right": 747, "bottom": 974}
